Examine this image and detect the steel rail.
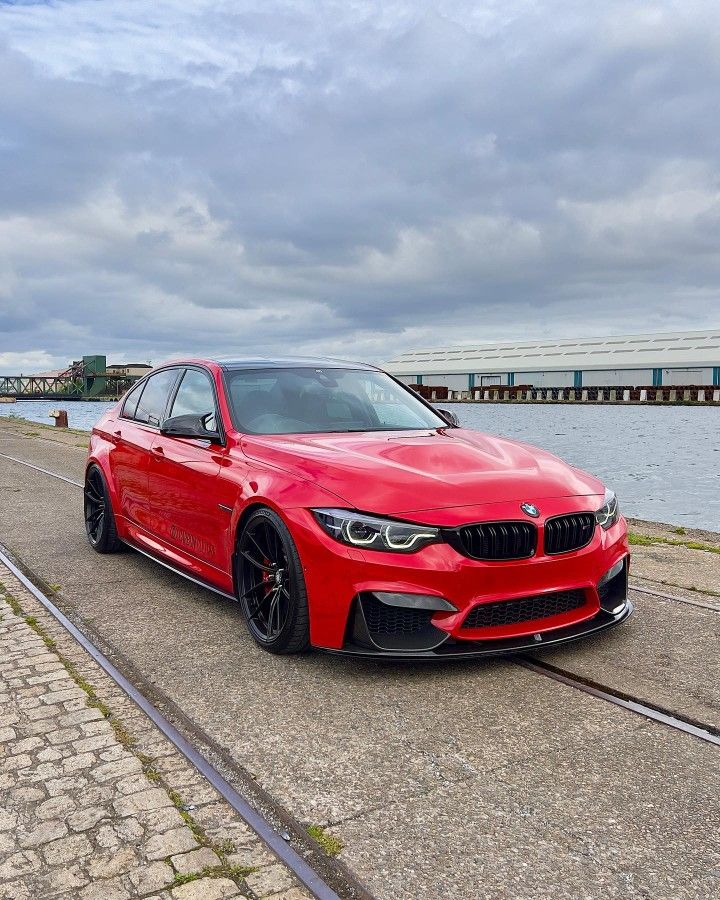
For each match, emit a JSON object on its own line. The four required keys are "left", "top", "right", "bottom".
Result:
{"left": 0, "top": 544, "right": 342, "bottom": 900}
{"left": 0, "top": 451, "right": 84, "bottom": 487}
{"left": 518, "top": 657, "right": 720, "bottom": 747}
{"left": 629, "top": 582, "right": 720, "bottom": 612}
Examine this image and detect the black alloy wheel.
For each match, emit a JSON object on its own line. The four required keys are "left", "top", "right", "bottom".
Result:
{"left": 84, "top": 465, "right": 122, "bottom": 553}
{"left": 236, "top": 508, "right": 310, "bottom": 653}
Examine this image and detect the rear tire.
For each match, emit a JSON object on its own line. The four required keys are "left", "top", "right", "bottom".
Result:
{"left": 84, "top": 465, "right": 123, "bottom": 554}
{"left": 235, "top": 508, "right": 311, "bottom": 654}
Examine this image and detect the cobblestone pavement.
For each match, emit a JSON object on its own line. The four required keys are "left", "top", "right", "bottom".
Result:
{"left": 0, "top": 562, "right": 311, "bottom": 900}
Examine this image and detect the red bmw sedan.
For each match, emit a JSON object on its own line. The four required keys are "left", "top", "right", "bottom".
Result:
{"left": 85, "top": 357, "right": 631, "bottom": 658}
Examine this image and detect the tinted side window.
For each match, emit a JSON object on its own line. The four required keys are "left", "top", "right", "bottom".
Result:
{"left": 169, "top": 369, "right": 217, "bottom": 431}
{"left": 121, "top": 381, "right": 145, "bottom": 420}
{"left": 135, "top": 370, "right": 179, "bottom": 427}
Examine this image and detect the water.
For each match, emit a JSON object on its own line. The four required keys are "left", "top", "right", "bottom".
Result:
{"left": 0, "top": 400, "right": 115, "bottom": 432}
{"left": 2, "top": 399, "right": 718, "bottom": 530}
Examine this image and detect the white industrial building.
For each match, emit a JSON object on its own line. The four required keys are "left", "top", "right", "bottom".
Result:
{"left": 384, "top": 329, "right": 720, "bottom": 390}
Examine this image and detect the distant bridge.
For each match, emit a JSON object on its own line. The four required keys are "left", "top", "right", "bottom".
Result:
{"left": 0, "top": 373, "right": 136, "bottom": 401}
{"left": 0, "top": 354, "right": 139, "bottom": 401}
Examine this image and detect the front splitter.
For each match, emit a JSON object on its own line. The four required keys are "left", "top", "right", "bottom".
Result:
{"left": 318, "top": 600, "right": 633, "bottom": 660}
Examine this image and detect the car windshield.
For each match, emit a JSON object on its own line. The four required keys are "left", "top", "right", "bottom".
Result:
{"left": 224, "top": 367, "right": 448, "bottom": 434}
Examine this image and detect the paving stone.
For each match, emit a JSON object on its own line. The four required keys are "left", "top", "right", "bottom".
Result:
{"left": 59, "top": 707, "right": 104, "bottom": 727}
{"left": 115, "top": 772, "right": 155, "bottom": 795}
{"left": 8, "top": 786, "right": 44, "bottom": 803}
{"left": 73, "top": 732, "right": 117, "bottom": 752}
{"left": 114, "top": 816, "right": 144, "bottom": 843}
{"left": 0, "top": 833, "right": 15, "bottom": 855}
{"left": 144, "top": 826, "right": 199, "bottom": 860}
{"left": 41, "top": 688, "right": 85, "bottom": 705}
{"left": 226, "top": 844, "right": 276, "bottom": 869}
{"left": 87, "top": 845, "right": 139, "bottom": 878}
{"left": 79, "top": 875, "right": 131, "bottom": 900}
{"left": 113, "top": 787, "right": 172, "bottom": 816}
{"left": 63, "top": 751, "right": 97, "bottom": 774}
{"left": 171, "top": 878, "right": 240, "bottom": 900}
{"left": 36, "top": 747, "right": 63, "bottom": 762}
{"left": 17, "top": 819, "right": 68, "bottom": 848}
{"left": 244, "top": 864, "right": 296, "bottom": 897}
{"left": 127, "top": 861, "right": 176, "bottom": 893}
{"left": 1, "top": 752, "right": 32, "bottom": 771}
{"left": 47, "top": 726, "right": 81, "bottom": 745}
{"left": 170, "top": 845, "right": 222, "bottom": 874}
{"left": 0, "top": 850, "right": 40, "bottom": 881}
{"left": 138, "top": 805, "right": 186, "bottom": 833}
{"left": 35, "top": 795, "right": 76, "bottom": 821}
{"left": 0, "top": 881, "right": 34, "bottom": 900}
{"left": 46, "top": 774, "right": 89, "bottom": 796}
{"left": 67, "top": 804, "right": 109, "bottom": 831}
{"left": 0, "top": 808, "right": 18, "bottom": 831}
{"left": 40, "top": 863, "right": 89, "bottom": 895}
{"left": 42, "top": 832, "right": 93, "bottom": 865}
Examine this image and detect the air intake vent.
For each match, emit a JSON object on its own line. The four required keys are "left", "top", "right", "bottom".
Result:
{"left": 544, "top": 513, "right": 596, "bottom": 555}
{"left": 451, "top": 521, "right": 537, "bottom": 561}
{"left": 362, "top": 595, "right": 431, "bottom": 636}
{"left": 462, "top": 589, "right": 587, "bottom": 629}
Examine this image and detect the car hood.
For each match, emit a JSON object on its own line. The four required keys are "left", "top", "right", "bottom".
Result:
{"left": 241, "top": 428, "right": 605, "bottom": 517}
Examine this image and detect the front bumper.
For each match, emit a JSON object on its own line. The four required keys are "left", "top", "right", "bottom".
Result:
{"left": 284, "top": 500, "right": 631, "bottom": 653}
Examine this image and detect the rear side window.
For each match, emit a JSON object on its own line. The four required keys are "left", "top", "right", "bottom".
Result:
{"left": 135, "top": 369, "right": 179, "bottom": 427}
{"left": 121, "top": 381, "right": 145, "bottom": 420}
{"left": 169, "top": 369, "right": 217, "bottom": 429}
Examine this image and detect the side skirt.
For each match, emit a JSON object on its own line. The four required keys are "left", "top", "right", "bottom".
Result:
{"left": 127, "top": 541, "right": 238, "bottom": 603}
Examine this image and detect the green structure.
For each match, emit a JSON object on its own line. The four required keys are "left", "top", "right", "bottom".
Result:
{"left": 82, "top": 355, "right": 108, "bottom": 397}
{"left": 0, "top": 354, "right": 140, "bottom": 400}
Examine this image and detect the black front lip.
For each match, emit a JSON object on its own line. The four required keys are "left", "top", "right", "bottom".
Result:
{"left": 318, "top": 600, "right": 633, "bottom": 660}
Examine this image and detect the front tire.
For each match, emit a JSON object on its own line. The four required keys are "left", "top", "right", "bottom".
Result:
{"left": 84, "top": 465, "right": 122, "bottom": 554}
{"left": 235, "top": 508, "right": 310, "bottom": 654}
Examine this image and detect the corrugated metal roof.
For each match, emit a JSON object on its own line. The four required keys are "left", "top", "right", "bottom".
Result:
{"left": 384, "top": 329, "right": 720, "bottom": 374}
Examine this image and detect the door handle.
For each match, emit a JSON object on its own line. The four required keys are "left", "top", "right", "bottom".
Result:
{"left": 152, "top": 445, "right": 165, "bottom": 458}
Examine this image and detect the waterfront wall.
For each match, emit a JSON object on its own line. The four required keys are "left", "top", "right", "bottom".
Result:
{"left": 427, "top": 385, "right": 720, "bottom": 404}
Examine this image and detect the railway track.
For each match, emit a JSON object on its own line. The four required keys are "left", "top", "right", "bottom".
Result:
{"left": 1, "top": 448, "right": 718, "bottom": 765}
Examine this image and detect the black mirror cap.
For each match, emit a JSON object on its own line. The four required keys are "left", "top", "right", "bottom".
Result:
{"left": 436, "top": 407, "right": 460, "bottom": 427}
{"left": 161, "top": 414, "right": 221, "bottom": 442}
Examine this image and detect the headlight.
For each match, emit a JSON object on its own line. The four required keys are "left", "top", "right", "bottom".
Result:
{"left": 595, "top": 489, "right": 619, "bottom": 530}
{"left": 312, "top": 508, "right": 441, "bottom": 553}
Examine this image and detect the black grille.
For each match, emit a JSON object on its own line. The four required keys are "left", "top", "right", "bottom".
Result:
{"left": 461, "top": 589, "right": 587, "bottom": 629}
{"left": 452, "top": 521, "right": 537, "bottom": 561}
{"left": 544, "top": 513, "right": 596, "bottom": 555}
{"left": 362, "top": 595, "right": 432, "bottom": 635}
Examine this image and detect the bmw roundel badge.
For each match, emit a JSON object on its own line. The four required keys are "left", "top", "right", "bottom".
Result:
{"left": 521, "top": 502, "right": 540, "bottom": 518}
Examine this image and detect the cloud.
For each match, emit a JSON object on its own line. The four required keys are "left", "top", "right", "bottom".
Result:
{"left": 1, "top": 0, "right": 719, "bottom": 373}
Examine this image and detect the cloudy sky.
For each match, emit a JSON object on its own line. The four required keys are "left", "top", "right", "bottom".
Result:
{"left": 1, "top": 0, "right": 719, "bottom": 373}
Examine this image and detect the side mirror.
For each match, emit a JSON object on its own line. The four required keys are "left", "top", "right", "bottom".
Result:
{"left": 161, "top": 413, "right": 221, "bottom": 442}
{"left": 436, "top": 408, "right": 460, "bottom": 427}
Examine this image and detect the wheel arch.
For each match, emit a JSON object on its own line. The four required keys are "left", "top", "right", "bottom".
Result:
{"left": 231, "top": 501, "right": 275, "bottom": 595}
